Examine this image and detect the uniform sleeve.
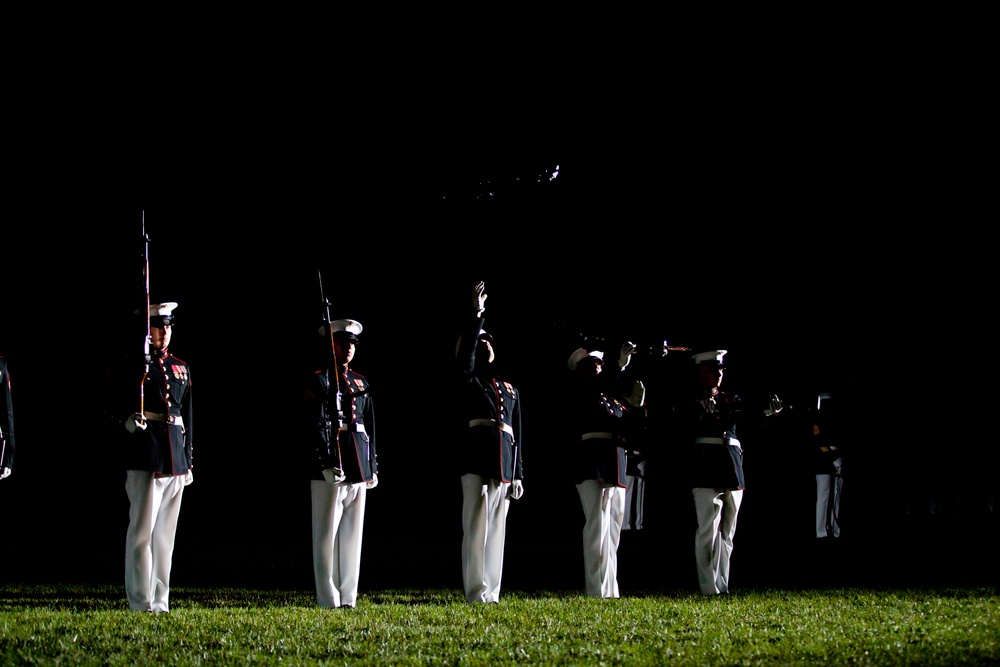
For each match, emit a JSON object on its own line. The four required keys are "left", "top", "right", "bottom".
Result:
{"left": 1, "top": 359, "right": 14, "bottom": 470}
{"left": 364, "top": 384, "right": 376, "bottom": 475}
{"left": 512, "top": 388, "right": 523, "bottom": 480}
{"left": 98, "top": 354, "right": 143, "bottom": 456}
{"left": 182, "top": 366, "right": 194, "bottom": 468}
{"left": 304, "top": 371, "right": 335, "bottom": 473}
{"left": 457, "top": 314, "right": 486, "bottom": 375}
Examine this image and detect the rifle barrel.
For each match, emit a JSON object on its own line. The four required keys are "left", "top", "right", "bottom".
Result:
{"left": 318, "top": 268, "right": 344, "bottom": 471}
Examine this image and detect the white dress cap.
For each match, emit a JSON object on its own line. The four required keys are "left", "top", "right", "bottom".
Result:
{"left": 567, "top": 347, "right": 605, "bottom": 370}
{"left": 319, "top": 318, "right": 363, "bottom": 338}
{"left": 691, "top": 349, "right": 727, "bottom": 365}
{"left": 150, "top": 302, "right": 178, "bottom": 317}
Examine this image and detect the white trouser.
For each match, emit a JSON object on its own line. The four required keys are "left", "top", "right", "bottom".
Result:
{"left": 815, "top": 474, "right": 843, "bottom": 538}
{"left": 311, "top": 480, "right": 367, "bottom": 608}
{"left": 692, "top": 487, "right": 743, "bottom": 595}
{"left": 461, "top": 473, "right": 511, "bottom": 604}
{"left": 622, "top": 474, "right": 645, "bottom": 530}
{"left": 125, "top": 470, "right": 186, "bottom": 612}
{"left": 576, "top": 480, "right": 625, "bottom": 598}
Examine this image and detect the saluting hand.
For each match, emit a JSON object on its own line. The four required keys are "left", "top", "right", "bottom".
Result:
{"left": 618, "top": 342, "right": 637, "bottom": 369}
{"left": 473, "top": 281, "right": 487, "bottom": 315}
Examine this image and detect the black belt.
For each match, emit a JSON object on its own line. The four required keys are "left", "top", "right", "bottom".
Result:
{"left": 581, "top": 432, "right": 618, "bottom": 441}
{"left": 143, "top": 412, "right": 184, "bottom": 427}
{"left": 469, "top": 419, "right": 514, "bottom": 436}
{"left": 695, "top": 436, "right": 741, "bottom": 449}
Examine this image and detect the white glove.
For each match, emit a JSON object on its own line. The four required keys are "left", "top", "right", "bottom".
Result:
{"left": 183, "top": 471, "right": 194, "bottom": 486}
{"left": 0, "top": 467, "right": 11, "bottom": 480}
{"left": 366, "top": 473, "right": 378, "bottom": 489}
{"left": 624, "top": 380, "right": 646, "bottom": 407}
{"left": 764, "top": 395, "right": 784, "bottom": 417}
{"left": 509, "top": 479, "right": 524, "bottom": 500}
{"left": 473, "top": 280, "right": 488, "bottom": 316}
{"left": 618, "top": 342, "right": 637, "bottom": 370}
{"left": 323, "top": 467, "right": 346, "bottom": 485}
{"left": 832, "top": 457, "right": 844, "bottom": 474}
{"left": 124, "top": 413, "right": 147, "bottom": 433}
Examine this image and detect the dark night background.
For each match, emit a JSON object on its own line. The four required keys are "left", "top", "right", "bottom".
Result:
{"left": 1, "top": 87, "right": 991, "bottom": 596}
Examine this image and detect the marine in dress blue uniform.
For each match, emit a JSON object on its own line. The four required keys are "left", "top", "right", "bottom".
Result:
{"left": 457, "top": 281, "right": 524, "bottom": 604}
{"left": 674, "top": 350, "right": 782, "bottom": 595}
{"left": 304, "top": 318, "right": 377, "bottom": 609}
{"left": 566, "top": 344, "right": 646, "bottom": 598}
{"left": 812, "top": 391, "right": 843, "bottom": 539}
{"left": 117, "top": 302, "right": 194, "bottom": 613}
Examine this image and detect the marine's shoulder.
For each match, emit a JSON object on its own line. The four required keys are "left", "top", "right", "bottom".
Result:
{"left": 165, "top": 353, "right": 191, "bottom": 366}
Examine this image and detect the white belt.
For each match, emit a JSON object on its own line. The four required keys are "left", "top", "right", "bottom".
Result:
{"left": 581, "top": 432, "right": 616, "bottom": 441}
{"left": 347, "top": 423, "right": 366, "bottom": 434}
{"left": 143, "top": 412, "right": 184, "bottom": 427}
{"left": 469, "top": 419, "right": 514, "bottom": 436}
{"left": 695, "top": 436, "right": 740, "bottom": 449}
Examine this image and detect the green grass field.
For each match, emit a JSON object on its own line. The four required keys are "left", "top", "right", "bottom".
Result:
{"left": 1, "top": 584, "right": 997, "bottom": 665}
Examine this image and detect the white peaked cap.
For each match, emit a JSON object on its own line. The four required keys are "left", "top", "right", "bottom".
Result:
{"left": 136, "top": 302, "right": 179, "bottom": 325}
{"left": 151, "top": 302, "right": 178, "bottom": 317}
{"left": 135, "top": 302, "right": 178, "bottom": 317}
{"left": 319, "top": 318, "right": 363, "bottom": 338}
{"left": 691, "top": 349, "right": 727, "bottom": 365}
{"left": 454, "top": 329, "right": 492, "bottom": 357}
{"left": 568, "top": 347, "right": 604, "bottom": 370}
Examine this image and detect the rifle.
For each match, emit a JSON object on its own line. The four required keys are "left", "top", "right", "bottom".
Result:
{"left": 139, "top": 212, "right": 151, "bottom": 428}
{"left": 318, "top": 268, "right": 345, "bottom": 476}
{"left": 552, "top": 322, "right": 689, "bottom": 358}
